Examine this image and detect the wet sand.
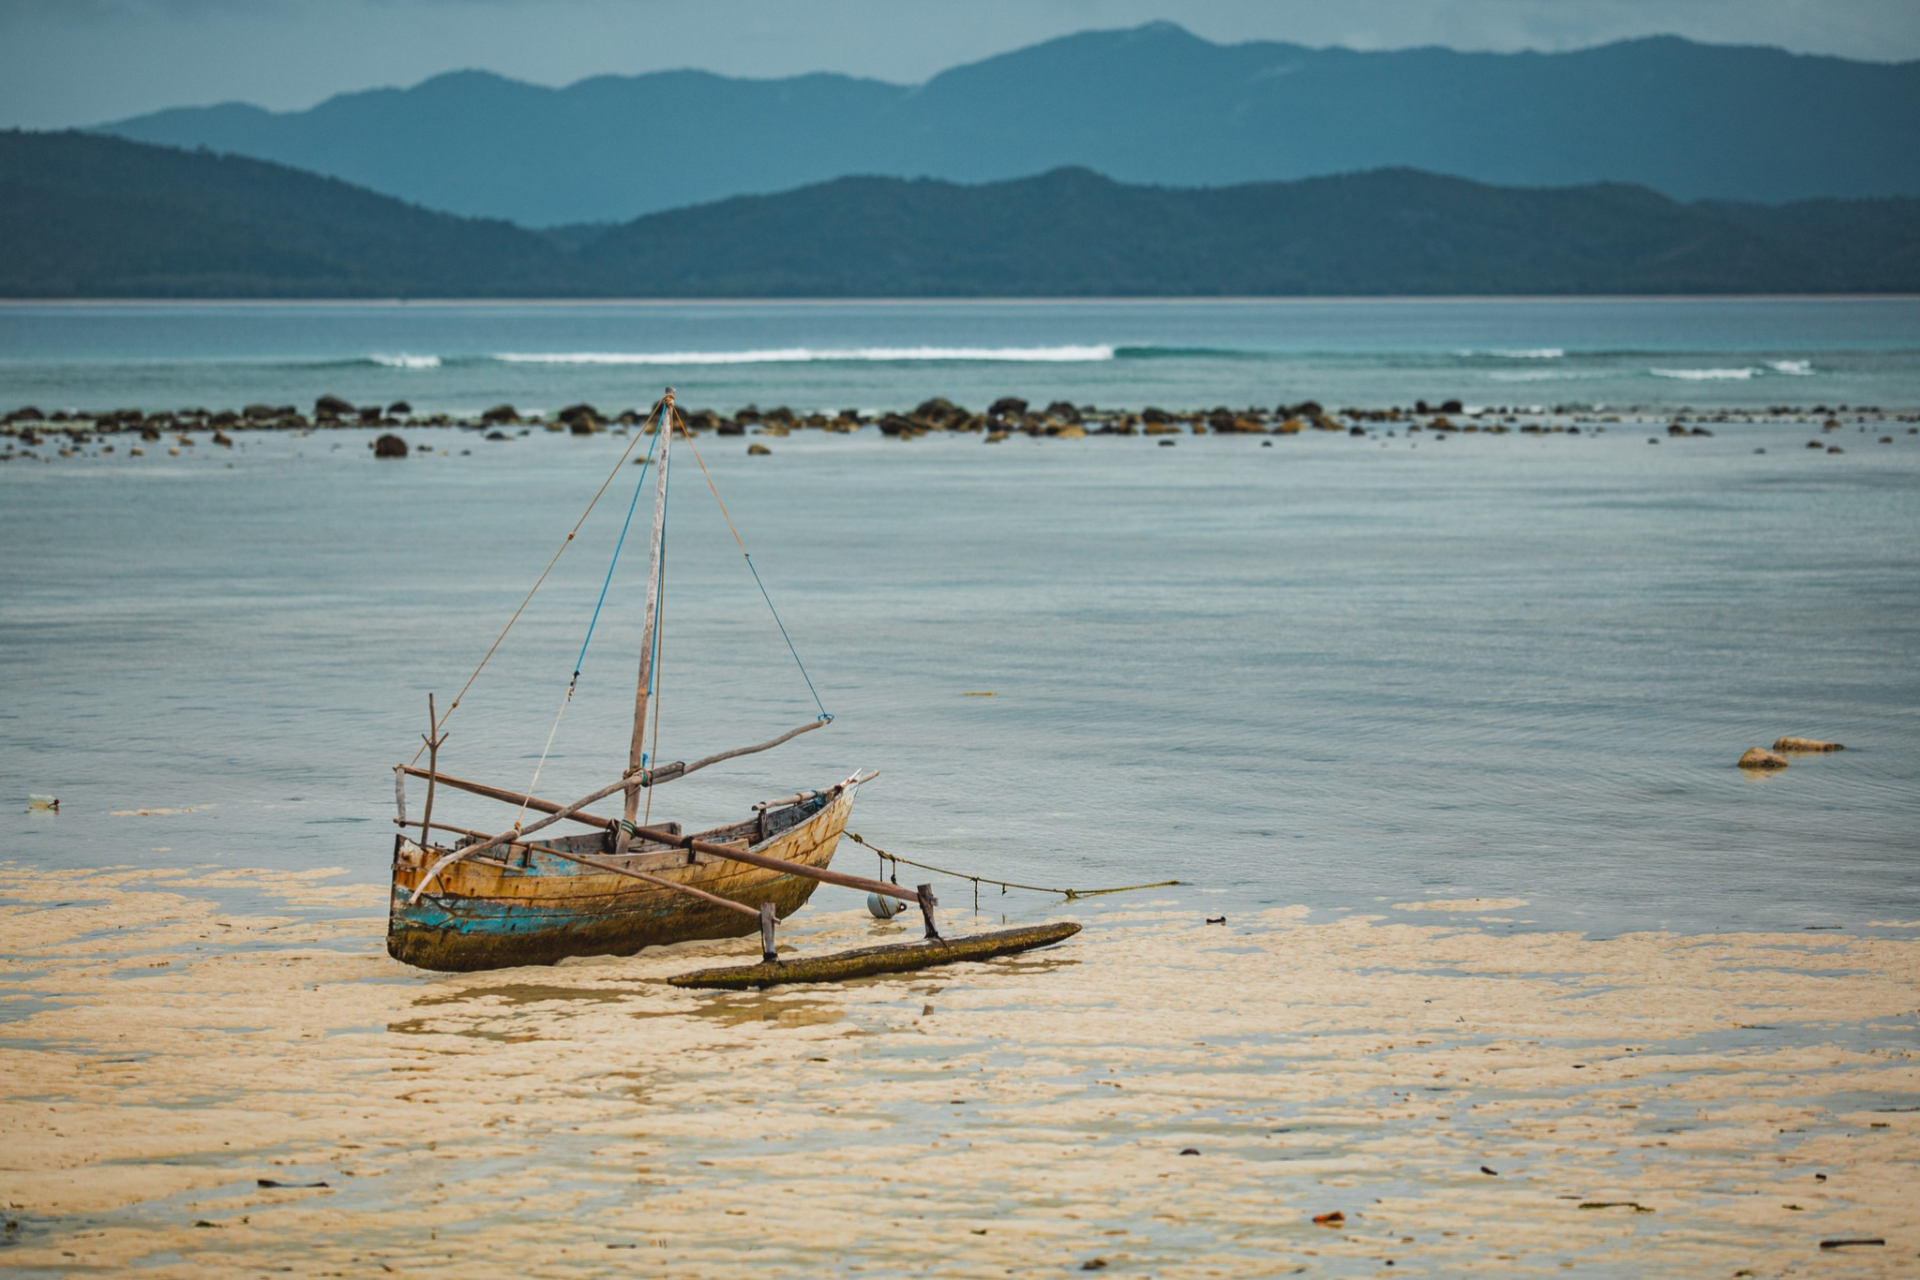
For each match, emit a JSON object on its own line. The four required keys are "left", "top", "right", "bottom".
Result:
{"left": 1, "top": 866, "right": 1916, "bottom": 1277}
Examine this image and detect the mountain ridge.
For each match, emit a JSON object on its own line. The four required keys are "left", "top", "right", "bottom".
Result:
{"left": 94, "top": 23, "right": 1920, "bottom": 226}
{"left": 7, "top": 131, "right": 1919, "bottom": 299}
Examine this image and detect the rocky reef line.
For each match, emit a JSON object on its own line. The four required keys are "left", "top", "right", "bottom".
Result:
{"left": 4, "top": 393, "right": 1916, "bottom": 462}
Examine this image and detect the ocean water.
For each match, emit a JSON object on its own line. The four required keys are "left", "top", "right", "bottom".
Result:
{"left": 2, "top": 299, "right": 1918, "bottom": 941}
{"left": 2, "top": 297, "right": 1918, "bottom": 416}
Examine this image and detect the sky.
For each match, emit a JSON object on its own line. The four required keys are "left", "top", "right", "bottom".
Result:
{"left": 2, "top": 0, "right": 1917, "bottom": 130}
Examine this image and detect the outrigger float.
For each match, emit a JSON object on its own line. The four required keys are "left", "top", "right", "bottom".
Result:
{"left": 386, "top": 389, "right": 1079, "bottom": 985}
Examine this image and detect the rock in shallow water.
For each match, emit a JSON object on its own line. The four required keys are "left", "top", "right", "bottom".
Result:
{"left": 1738, "top": 747, "right": 1789, "bottom": 770}
{"left": 1773, "top": 736, "right": 1843, "bottom": 753}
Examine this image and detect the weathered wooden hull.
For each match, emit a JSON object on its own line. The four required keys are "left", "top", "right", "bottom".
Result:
{"left": 387, "top": 776, "right": 860, "bottom": 972}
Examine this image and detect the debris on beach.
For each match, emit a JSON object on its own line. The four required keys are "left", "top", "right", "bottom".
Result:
{"left": 1738, "top": 747, "right": 1789, "bottom": 770}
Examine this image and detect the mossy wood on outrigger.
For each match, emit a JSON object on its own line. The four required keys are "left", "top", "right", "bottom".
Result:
{"left": 386, "top": 389, "right": 1079, "bottom": 980}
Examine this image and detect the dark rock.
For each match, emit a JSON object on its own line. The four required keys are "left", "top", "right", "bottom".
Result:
{"left": 1141, "top": 407, "right": 1171, "bottom": 424}
{"left": 243, "top": 404, "right": 278, "bottom": 420}
{"left": 557, "top": 402, "right": 600, "bottom": 424}
{"left": 915, "top": 397, "right": 966, "bottom": 425}
{"left": 716, "top": 419, "right": 746, "bottom": 436}
{"left": 357, "top": 406, "right": 383, "bottom": 424}
{"left": 6, "top": 407, "right": 43, "bottom": 423}
{"left": 387, "top": 401, "right": 412, "bottom": 416}
{"left": 480, "top": 404, "right": 520, "bottom": 425}
{"left": 1044, "top": 400, "right": 1082, "bottom": 424}
{"left": 212, "top": 431, "right": 234, "bottom": 447}
{"left": 140, "top": 425, "right": 162, "bottom": 442}
{"left": 371, "top": 434, "right": 408, "bottom": 459}
{"left": 747, "top": 443, "right": 772, "bottom": 456}
{"left": 485, "top": 430, "right": 509, "bottom": 441}
{"left": 315, "top": 394, "right": 354, "bottom": 417}
{"left": 568, "top": 414, "right": 600, "bottom": 435}
{"left": 988, "top": 397, "right": 1028, "bottom": 418}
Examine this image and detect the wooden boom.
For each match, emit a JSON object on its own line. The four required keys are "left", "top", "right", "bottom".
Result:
{"left": 624, "top": 821, "right": 920, "bottom": 903}
{"left": 399, "top": 765, "right": 614, "bottom": 825}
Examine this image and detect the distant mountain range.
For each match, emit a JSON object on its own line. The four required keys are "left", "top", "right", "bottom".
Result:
{"left": 7, "top": 131, "right": 1918, "bottom": 298}
{"left": 95, "top": 23, "right": 1920, "bottom": 227}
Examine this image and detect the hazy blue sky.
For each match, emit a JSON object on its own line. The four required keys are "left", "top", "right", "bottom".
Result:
{"left": 3, "top": 0, "right": 1916, "bottom": 129}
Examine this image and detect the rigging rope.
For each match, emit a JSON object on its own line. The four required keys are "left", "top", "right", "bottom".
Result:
{"left": 409, "top": 398, "right": 663, "bottom": 766}
{"left": 674, "top": 410, "right": 831, "bottom": 721}
{"left": 513, "top": 413, "right": 665, "bottom": 826}
{"left": 845, "top": 832, "right": 1181, "bottom": 901}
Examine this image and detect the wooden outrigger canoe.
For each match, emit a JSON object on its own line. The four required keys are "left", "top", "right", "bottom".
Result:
{"left": 383, "top": 388, "right": 1079, "bottom": 981}
{"left": 388, "top": 773, "right": 864, "bottom": 972}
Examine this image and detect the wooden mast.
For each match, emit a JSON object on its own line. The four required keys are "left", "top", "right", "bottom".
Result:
{"left": 616, "top": 389, "right": 673, "bottom": 856}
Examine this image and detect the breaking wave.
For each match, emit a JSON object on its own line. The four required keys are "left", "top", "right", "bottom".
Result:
{"left": 1767, "top": 359, "right": 1815, "bottom": 375}
{"left": 492, "top": 345, "right": 1116, "bottom": 365}
{"left": 367, "top": 353, "right": 442, "bottom": 369}
{"left": 1487, "top": 369, "right": 1594, "bottom": 383}
{"left": 1480, "top": 348, "right": 1566, "bottom": 359}
{"left": 1649, "top": 367, "right": 1760, "bottom": 381}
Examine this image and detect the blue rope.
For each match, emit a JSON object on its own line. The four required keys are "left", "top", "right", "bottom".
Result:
{"left": 744, "top": 551, "right": 829, "bottom": 721}
{"left": 571, "top": 420, "right": 661, "bottom": 685}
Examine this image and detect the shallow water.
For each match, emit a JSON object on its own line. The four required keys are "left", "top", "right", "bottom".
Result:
{"left": 3, "top": 417, "right": 1917, "bottom": 936}
{"left": 5, "top": 298, "right": 1919, "bottom": 1277}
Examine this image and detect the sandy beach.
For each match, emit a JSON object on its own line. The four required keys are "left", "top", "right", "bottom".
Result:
{"left": 2, "top": 864, "right": 1914, "bottom": 1277}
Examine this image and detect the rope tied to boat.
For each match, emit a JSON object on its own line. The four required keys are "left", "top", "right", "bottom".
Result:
{"left": 408, "top": 394, "right": 668, "bottom": 767}
{"left": 675, "top": 410, "right": 830, "bottom": 721}
{"left": 514, "top": 405, "right": 669, "bottom": 826}
{"left": 845, "top": 832, "right": 1179, "bottom": 901}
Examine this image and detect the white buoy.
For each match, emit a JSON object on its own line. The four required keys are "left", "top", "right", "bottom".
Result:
{"left": 866, "top": 892, "right": 905, "bottom": 919}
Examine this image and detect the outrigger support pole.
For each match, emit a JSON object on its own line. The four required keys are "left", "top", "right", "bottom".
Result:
{"left": 759, "top": 902, "right": 779, "bottom": 964}
{"left": 917, "top": 883, "right": 942, "bottom": 942}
